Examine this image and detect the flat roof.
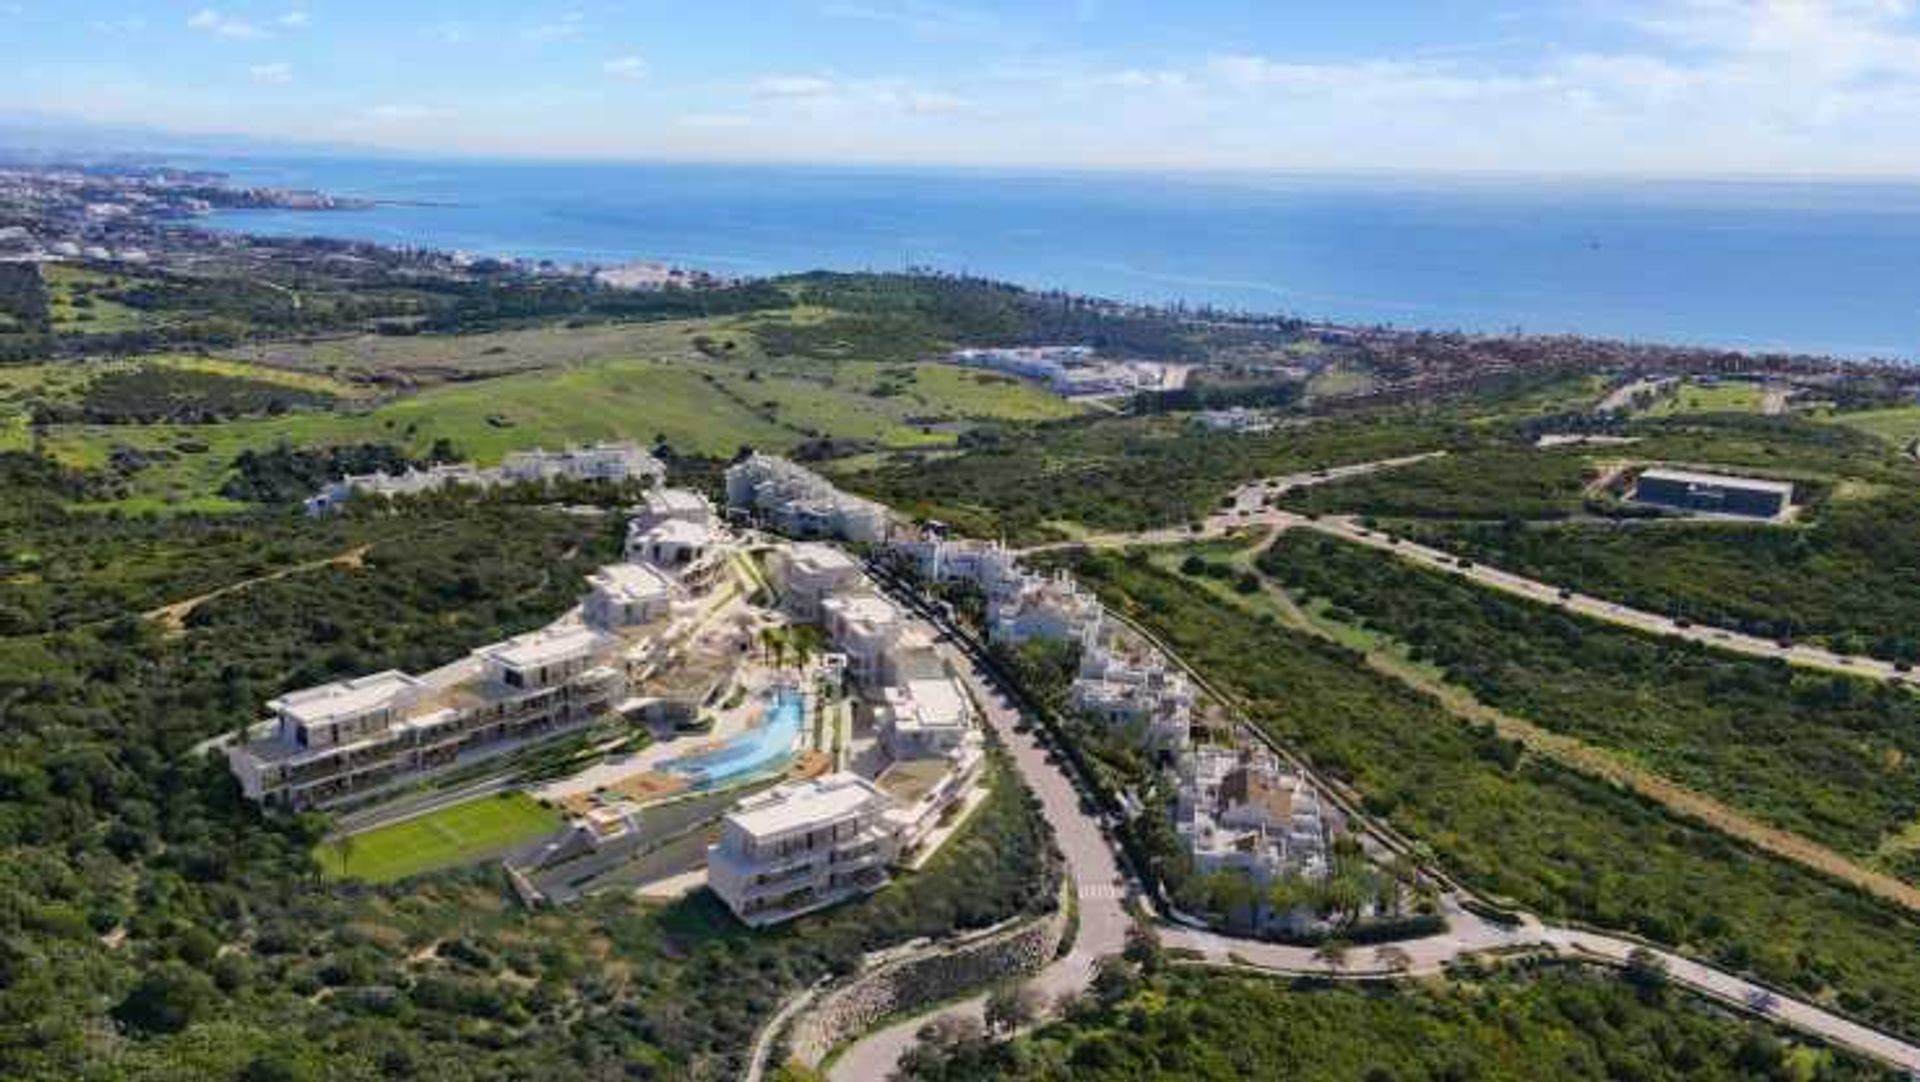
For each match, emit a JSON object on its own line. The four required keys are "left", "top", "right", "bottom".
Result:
{"left": 1638, "top": 467, "right": 1794, "bottom": 496}
{"left": 786, "top": 542, "right": 861, "bottom": 573}
{"left": 636, "top": 518, "right": 712, "bottom": 545}
{"left": 824, "top": 592, "right": 900, "bottom": 626}
{"left": 727, "top": 773, "right": 884, "bottom": 838}
{"left": 270, "top": 670, "right": 423, "bottom": 725}
{"left": 588, "top": 562, "right": 675, "bottom": 602}
{"left": 476, "top": 625, "right": 613, "bottom": 671}
{"left": 642, "top": 488, "right": 709, "bottom": 514}
{"left": 889, "top": 677, "right": 971, "bottom": 730}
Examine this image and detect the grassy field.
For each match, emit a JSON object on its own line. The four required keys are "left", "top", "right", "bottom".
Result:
{"left": 40, "top": 345, "right": 1079, "bottom": 510}
{"left": 1829, "top": 405, "right": 1920, "bottom": 448}
{"left": 1641, "top": 379, "right": 1769, "bottom": 416}
{"left": 316, "top": 793, "right": 563, "bottom": 884}
{"left": 220, "top": 317, "right": 734, "bottom": 379}
{"left": 42, "top": 264, "right": 154, "bottom": 335}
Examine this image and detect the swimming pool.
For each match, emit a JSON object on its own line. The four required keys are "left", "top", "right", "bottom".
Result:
{"left": 660, "top": 688, "right": 804, "bottom": 788}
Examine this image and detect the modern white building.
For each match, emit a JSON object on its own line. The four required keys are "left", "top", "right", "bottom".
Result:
{"left": 820, "top": 592, "right": 908, "bottom": 686}
{"left": 1195, "top": 407, "right": 1277, "bottom": 434}
{"left": 706, "top": 773, "right": 899, "bottom": 926}
{"left": 771, "top": 542, "right": 867, "bottom": 621}
{"left": 228, "top": 624, "right": 626, "bottom": 810}
{"left": 725, "top": 454, "right": 893, "bottom": 543}
{"left": 988, "top": 569, "right": 1105, "bottom": 646}
{"left": 305, "top": 443, "right": 665, "bottom": 516}
{"left": 1071, "top": 635, "right": 1195, "bottom": 752}
{"left": 631, "top": 487, "right": 713, "bottom": 531}
{"left": 878, "top": 676, "right": 978, "bottom": 760}
{"left": 500, "top": 442, "right": 664, "bottom": 486}
{"left": 627, "top": 518, "right": 715, "bottom": 571}
{"left": 1176, "top": 746, "right": 1331, "bottom": 930}
{"left": 582, "top": 563, "right": 678, "bottom": 631}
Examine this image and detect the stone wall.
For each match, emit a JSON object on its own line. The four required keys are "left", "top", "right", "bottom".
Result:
{"left": 784, "top": 889, "right": 1071, "bottom": 1067}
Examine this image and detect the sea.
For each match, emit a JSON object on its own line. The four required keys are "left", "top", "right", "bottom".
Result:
{"left": 197, "top": 156, "right": 1920, "bottom": 361}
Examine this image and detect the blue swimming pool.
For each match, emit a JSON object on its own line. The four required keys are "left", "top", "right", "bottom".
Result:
{"left": 661, "top": 689, "right": 804, "bottom": 788}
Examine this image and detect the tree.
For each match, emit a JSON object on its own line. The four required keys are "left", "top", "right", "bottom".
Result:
{"left": 1312, "top": 940, "right": 1350, "bottom": 977}
{"left": 1090, "top": 955, "right": 1140, "bottom": 1005}
{"left": 1624, "top": 947, "right": 1669, "bottom": 1000}
{"left": 1372, "top": 945, "right": 1413, "bottom": 974}
{"left": 984, "top": 981, "right": 1043, "bottom": 1034}
{"left": 112, "top": 962, "right": 214, "bottom": 1036}
{"left": 1123, "top": 921, "right": 1166, "bottom": 976}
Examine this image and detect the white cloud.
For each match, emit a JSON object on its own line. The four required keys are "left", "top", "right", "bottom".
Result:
{"left": 187, "top": 8, "right": 264, "bottom": 39}
{"left": 753, "top": 74, "right": 837, "bottom": 98}
{"left": 525, "top": 11, "right": 585, "bottom": 41}
{"left": 249, "top": 62, "right": 294, "bottom": 84}
{"left": 907, "top": 90, "right": 968, "bottom": 113}
{"left": 277, "top": 11, "right": 310, "bottom": 29}
{"left": 89, "top": 15, "right": 147, "bottom": 33}
{"left": 1085, "top": 68, "right": 1189, "bottom": 91}
{"left": 603, "top": 55, "right": 648, "bottom": 81}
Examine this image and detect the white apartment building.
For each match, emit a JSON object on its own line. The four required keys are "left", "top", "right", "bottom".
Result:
{"left": 1176, "top": 746, "right": 1330, "bottom": 920}
{"left": 306, "top": 443, "right": 665, "bottom": 516}
{"left": 878, "top": 675, "right": 979, "bottom": 760}
{"left": 228, "top": 624, "right": 625, "bottom": 810}
{"left": 820, "top": 591, "right": 907, "bottom": 686}
{"left": 1071, "top": 636, "right": 1195, "bottom": 752}
{"left": 500, "top": 442, "right": 664, "bottom": 486}
{"left": 627, "top": 518, "right": 716, "bottom": 571}
{"left": 893, "top": 535, "right": 1021, "bottom": 595}
{"left": 988, "top": 569, "right": 1105, "bottom": 646}
{"left": 706, "top": 773, "right": 899, "bottom": 927}
{"left": 770, "top": 542, "right": 866, "bottom": 621}
{"left": 631, "top": 487, "right": 713, "bottom": 531}
{"left": 725, "top": 453, "right": 892, "bottom": 543}
{"left": 582, "top": 563, "right": 678, "bottom": 631}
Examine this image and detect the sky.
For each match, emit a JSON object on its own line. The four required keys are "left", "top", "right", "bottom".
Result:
{"left": 6, "top": 1, "right": 1920, "bottom": 175}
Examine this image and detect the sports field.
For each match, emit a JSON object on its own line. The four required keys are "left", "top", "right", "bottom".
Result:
{"left": 316, "top": 792, "right": 563, "bottom": 884}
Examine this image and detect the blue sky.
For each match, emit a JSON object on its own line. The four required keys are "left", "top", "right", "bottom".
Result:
{"left": 6, "top": 1, "right": 1920, "bottom": 174}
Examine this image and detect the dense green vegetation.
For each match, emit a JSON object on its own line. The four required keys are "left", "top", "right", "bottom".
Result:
{"left": 1280, "top": 447, "right": 1602, "bottom": 520}
{"left": 1259, "top": 532, "right": 1920, "bottom": 877}
{"left": 1068, "top": 550, "right": 1920, "bottom": 1040}
{"left": 843, "top": 413, "right": 1475, "bottom": 542}
{"left": 47, "top": 364, "right": 340, "bottom": 424}
{"left": 1405, "top": 492, "right": 1920, "bottom": 660}
{"left": 0, "top": 458, "right": 1058, "bottom": 1080}
{"left": 903, "top": 967, "right": 1887, "bottom": 1081}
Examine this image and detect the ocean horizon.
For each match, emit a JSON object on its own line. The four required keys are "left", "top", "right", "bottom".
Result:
{"left": 198, "top": 155, "right": 1920, "bottom": 361}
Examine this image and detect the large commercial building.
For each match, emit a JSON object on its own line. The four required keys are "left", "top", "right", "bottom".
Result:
{"left": 1632, "top": 467, "right": 1793, "bottom": 519}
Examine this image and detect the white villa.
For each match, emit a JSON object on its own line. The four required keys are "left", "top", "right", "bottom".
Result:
{"left": 878, "top": 676, "right": 978, "bottom": 760}
{"left": 305, "top": 441, "right": 664, "bottom": 515}
{"left": 706, "top": 773, "right": 899, "bottom": 927}
{"left": 725, "top": 453, "right": 893, "bottom": 543}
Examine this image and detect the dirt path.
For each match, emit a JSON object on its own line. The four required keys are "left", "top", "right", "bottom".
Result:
{"left": 146, "top": 544, "right": 371, "bottom": 635}
{"left": 1228, "top": 551, "right": 1920, "bottom": 916}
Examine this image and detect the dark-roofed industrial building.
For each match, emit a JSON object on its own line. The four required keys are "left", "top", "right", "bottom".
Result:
{"left": 1631, "top": 467, "right": 1793, "bottom": 519}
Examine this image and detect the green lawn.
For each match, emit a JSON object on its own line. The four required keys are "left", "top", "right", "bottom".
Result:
{"left": 1830, "top": 405, "right": 1920, "bottom": 448}
{"left": 316, "top": 792, "right": 563, "bottom": 884}
{"left": 1642, "top": 379, "right": 1767, "bottom": 416}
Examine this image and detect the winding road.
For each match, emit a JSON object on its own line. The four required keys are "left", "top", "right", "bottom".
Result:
{"left": 813, "top": 566, "right": 1920, "bottom": 1079}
